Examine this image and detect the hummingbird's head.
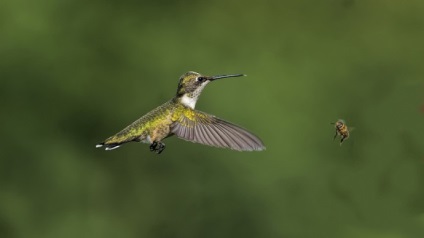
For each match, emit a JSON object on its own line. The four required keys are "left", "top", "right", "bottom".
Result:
{"left": 175, "top": 71, "right": 245, "bottom": 109}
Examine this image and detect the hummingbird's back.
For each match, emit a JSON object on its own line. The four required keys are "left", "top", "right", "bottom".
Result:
{"left": 97, "top": 100, "right": 176, "bottom": 150}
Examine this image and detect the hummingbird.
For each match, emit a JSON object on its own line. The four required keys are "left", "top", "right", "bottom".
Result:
{"left": 96, "top": 71, "right": 265, "bottom": 154}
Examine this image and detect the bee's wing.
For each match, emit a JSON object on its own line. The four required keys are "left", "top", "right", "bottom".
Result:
{"left": 170, "top": 109, "right": 265, "bottom": 151}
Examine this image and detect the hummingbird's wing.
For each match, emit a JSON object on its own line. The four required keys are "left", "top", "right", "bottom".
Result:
{"left": 171, "top": 110, "right": 265, "bottom": 151}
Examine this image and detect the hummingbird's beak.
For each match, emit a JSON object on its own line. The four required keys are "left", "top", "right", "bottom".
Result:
{"left": 208, "top": 74, "right": 246, "bottom": 81}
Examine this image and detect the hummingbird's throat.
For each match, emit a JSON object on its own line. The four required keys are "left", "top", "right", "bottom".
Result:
{"left": 179, "top": 82, "right": 208, "bottom": 109}
{"left": 180, "top": 94, "right": 198, "bottom": 109}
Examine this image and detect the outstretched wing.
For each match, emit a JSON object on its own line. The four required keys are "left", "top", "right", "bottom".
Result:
{"left": 171, "top": 110, "right": 265, "bottom": 151}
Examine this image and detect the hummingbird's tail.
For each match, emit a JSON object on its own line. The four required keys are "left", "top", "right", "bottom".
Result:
{"left": 95, "top": 142, "right": 121, "bottom": 150}
{"left": 96, "top": 129, "right": 140, "bottom": 150}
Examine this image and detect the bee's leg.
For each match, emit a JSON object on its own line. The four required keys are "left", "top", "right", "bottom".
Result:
{"left": 340, "top": 135, "right": 347, "bottom": 145}
{"left": 333, "top": 131, "right": 338, "bottom": 140}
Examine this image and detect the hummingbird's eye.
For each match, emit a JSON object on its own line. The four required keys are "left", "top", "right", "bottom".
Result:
{"left": 197, "top": 77, "right": 206, "bottom": 82}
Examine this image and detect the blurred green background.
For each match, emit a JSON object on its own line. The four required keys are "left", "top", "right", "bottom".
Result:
{"left": 1, "top": 0, "right": 424, "bottom": 237}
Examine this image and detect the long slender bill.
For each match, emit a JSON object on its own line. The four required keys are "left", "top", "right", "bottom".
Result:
{"left": 209, "top": 74, "right": 245, "bottom": 81}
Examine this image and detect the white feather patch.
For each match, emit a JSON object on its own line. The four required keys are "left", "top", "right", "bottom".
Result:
{"left": 105, "top": 145, "right": 120, "bottom": 150}
{"left": 181, "top": 94, "right": 197, "bottom": 109}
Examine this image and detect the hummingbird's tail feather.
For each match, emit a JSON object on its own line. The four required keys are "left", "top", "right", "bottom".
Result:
{"left": 105, "top": 145, "right": 121, "bottom": 150}
{"left": 96, "top": 128, "right": 142, "bottom": 151}
{"left": 95, "top": 143, "right": 104, "bottom": 148}
{"left": 95, "top": 142, "right": 122, "bottom": 150}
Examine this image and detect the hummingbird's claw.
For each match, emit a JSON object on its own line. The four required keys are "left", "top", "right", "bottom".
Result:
{"left": 150, "top": 141, "right": 158, "bottom": 151}
{"left": 157, "top": 142, "right": 165, "bottom": 154}
{"left": 149, "top": 141, "right": 166, "bottom": 154}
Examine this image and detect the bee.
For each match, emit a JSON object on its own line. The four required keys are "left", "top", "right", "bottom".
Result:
{"left": 331, "top": 119, "right": 350, "bottom": 145}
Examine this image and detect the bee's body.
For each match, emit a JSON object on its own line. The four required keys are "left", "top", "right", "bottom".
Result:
{"left": 96, "top": 71, "right": 265, "bottom": 154}
{"left": 332, "top": 119, "right": 350, "bottom": 145}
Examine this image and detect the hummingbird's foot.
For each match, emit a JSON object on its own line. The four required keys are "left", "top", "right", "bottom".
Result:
{"left": 157, "top": 142, "right": 165, "bottom": 154}
{"left": 149, "top": 141, "right": 166, "bottom": 154}
{"left": 150, "top": 142, "right": 157, "bottom": 152}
